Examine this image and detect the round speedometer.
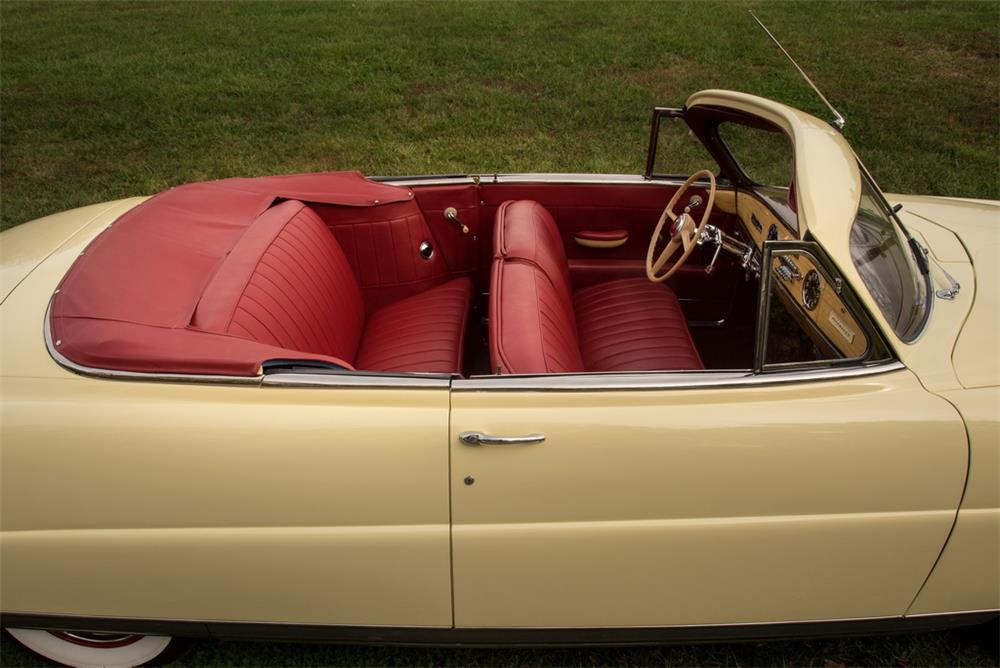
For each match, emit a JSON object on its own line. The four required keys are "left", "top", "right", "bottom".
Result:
{"left": 802, "top": 270, "right": 822, "bottom": 311}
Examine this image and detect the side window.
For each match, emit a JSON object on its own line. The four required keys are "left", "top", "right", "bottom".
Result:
{"left": 646, "top": 110, "right": 718, "bottom": 178}
{"left": 758, "top": 243, "right": 888, "bottom": 370}
{"left": 718, "top": 122, "right": 794, "bottom": 188}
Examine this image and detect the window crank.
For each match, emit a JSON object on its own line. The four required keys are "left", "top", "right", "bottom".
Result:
{"left": 705, "top": 242, "right": 722, "bottom": 276}
{"left": 444, "top": 207, "right": 470, "bottom": 234}
{"left": 699, "top": 224, "right": 723, "bottom": 275}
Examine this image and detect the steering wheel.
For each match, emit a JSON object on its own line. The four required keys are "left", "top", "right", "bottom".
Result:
{"left": 646, "top": 169, "right": 717, "bottom": 283}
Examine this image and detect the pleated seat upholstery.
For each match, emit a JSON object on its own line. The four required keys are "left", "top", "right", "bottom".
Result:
{"left": 356, "top": 278, "right": 471, "bottom": 374}
{"left": 574, "top": 278, "right": 703, "bottom": 372}
{"left": 489, "top": 199, "right": 702, "bottom": 375}
{"left": 194, "top": 199, "right": 470, "bottom": 374}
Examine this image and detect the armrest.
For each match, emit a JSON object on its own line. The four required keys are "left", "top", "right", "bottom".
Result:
{"left": 574, "top": 229, "right": 629, "bottom": 249}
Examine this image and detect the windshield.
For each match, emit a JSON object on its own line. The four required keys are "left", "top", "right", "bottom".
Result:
{"left": 849, "top": 172, "right": 929, "bottom": 342}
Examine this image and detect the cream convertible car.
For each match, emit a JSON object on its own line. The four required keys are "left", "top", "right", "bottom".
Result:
{"left": 1, "top": 90, "right": 998, "bottom": 666}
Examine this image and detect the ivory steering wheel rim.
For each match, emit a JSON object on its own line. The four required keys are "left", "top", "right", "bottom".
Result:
{"left": 645, "top": 169, "right": 717, "bottom": 283}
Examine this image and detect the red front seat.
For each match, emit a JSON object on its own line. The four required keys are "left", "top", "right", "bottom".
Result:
{"left": 489, "top": 200, "right": 702, "bottom": 375}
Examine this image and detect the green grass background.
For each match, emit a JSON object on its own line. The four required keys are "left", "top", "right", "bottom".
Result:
{"left": 1, "top": 1, "right": 998, "bottom": 665}
{"left": 1, "top": 0, "right": 998, "bottom": 231}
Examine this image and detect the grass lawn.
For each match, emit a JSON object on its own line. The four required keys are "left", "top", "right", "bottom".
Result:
{"left": 1, "top": 1, "right": 998, "bottom": 666}
{"left": 1, "top": 1, "right": 998, "bottom": 231}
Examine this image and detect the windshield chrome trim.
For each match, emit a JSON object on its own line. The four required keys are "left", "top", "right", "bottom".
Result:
{"left": 454, "top": 361, "right": 904, "bottom": 392}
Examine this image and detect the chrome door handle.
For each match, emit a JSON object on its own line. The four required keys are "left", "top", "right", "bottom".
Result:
{"left": 459, "top": 431, "right": 545, "bottom": 446}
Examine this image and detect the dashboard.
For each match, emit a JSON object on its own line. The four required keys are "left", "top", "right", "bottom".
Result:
{"left": 715, "top": 189, "right": 870, "bottom": 360}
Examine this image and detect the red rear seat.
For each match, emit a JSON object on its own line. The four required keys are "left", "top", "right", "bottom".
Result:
{"left": 194, "top": 200, "right": 470, "bottom": 374}
{"left": 489, "top": 200, "right": 703, "bottom": 375}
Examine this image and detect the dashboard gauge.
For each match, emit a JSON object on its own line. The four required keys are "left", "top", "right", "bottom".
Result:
{"left": 802, "top": 270, "right": 822, "bottom": 311}
{"left": 767, "top": 224, "right": 779, "bottom": 242}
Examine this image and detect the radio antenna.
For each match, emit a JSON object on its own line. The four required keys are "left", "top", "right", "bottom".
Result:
{"left": 749, "top": 10, "right": 845, "bottom": 131}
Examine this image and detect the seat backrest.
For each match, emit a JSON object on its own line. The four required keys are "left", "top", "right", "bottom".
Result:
{"left": 489, "top": 200, "right": 584, "bottom": 374}
{"left": 493, "top": 199, "right": 574, "bottom": 299}
{"left": 192, "top": 200, "right": 365, "bottom": 364}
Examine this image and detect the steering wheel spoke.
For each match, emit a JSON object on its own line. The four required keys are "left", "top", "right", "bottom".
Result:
{"left": 652, "top": 239, "right": 680, "bottom": 274}
{"left": 646, "top": 170, "right": 716, "bottom": 283}
{"left": 680, "top": 224, "right": 694, "bottom": 252}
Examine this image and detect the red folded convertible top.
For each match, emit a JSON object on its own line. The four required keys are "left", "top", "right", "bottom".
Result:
{"left": 49, "top": 171, "right": 414, "bottom": 376}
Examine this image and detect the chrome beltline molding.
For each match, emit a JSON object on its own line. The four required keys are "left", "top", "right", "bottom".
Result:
{"left": 454, "top": 362, "right": 906, "bottom": 392}
{"left": 45, "top": 300, "right": 906, "bottom": 390}
{"left": 261, "top": 372, "right": 452, "bottom": 389}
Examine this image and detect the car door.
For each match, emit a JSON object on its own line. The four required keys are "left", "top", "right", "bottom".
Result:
{"left": 449, "top": 365, "right": 967, "bottom": 628}
{"left": 1, "top": 368, "right": 454, "bottom": 628}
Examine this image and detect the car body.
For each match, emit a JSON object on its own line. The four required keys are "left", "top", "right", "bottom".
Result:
{"left": 1, "top": 90, "right": 997, "bottom": 665}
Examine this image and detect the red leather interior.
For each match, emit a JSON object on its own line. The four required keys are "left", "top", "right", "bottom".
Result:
{"left": 193, "top": 201, "right": 366, "bottom": 362}
{"left": 490, "top": 199, "right": 703, "bottom": 375}
{"left": 575, "top": 278, "right": 704, "bottom": 371}
{"left": 51, "top": 173, "right": 734, "bottom": 378}
{"left": 472, "top": 182, "right": 740, "bottom": 321}
{"left": 310, "top": 199, "right": 450, "bottom": 313}
{"left": 478, "top": 182, "right": 729, "bottom": 263}
{"left": 196, "top": 200, "right": 471, "bottom": 374}
{"left": 357, "top": 278, "right": 471, "bottom": 374}
{"left": 490, "top": 255, "right": 585, "bottom": 375}
{"left": 494, "top": 200, "right": 574, "bottom": 297}
{"left": 51, "top": 173, "right": 471, "bottom": 376}
{"left": 574, "top": 229, "right": 629, "bottom": 242}
{"left": 490, "top": 200, "right": 584, "bottom": 373}
{"left": 412, "top": 184, "right": 481, "bottom": 273}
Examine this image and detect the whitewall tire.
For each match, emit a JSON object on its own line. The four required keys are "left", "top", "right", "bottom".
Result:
{"left": 5, "top": 628, "right": 178, "bottom": 667}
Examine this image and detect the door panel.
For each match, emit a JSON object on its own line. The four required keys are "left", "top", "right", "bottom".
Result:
{"left": 412, "top": 184, "right": 481, "bottom": 274}
{"left": 449, "top": 369, "right": 967, "bottom": 627}
{"left": 0, "top": 376, "right": 452, "bottom": 627}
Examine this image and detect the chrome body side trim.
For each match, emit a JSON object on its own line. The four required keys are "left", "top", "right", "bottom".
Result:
{"left": 454, "top": 361, "right": 905, "bottom": 392}
{"left": 261, "top": 371, "right": 452, "bottom": 390}
{"left": 905, "top": 608, "right": 1000, "bottom": 619}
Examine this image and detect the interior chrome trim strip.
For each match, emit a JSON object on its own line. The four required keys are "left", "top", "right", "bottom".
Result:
{"left": 378, "top": 173, "right": 714, "bottom": 188}
{"left": 455, "top": 361, "right": 905, "bottom": 392}
{"left": 375, "top": 175, "right": 478, "bottom": 187}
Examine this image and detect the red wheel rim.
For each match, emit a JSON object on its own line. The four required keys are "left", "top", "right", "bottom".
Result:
{"left": 48, "top": 631, "right": 145, "bottom": 649}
